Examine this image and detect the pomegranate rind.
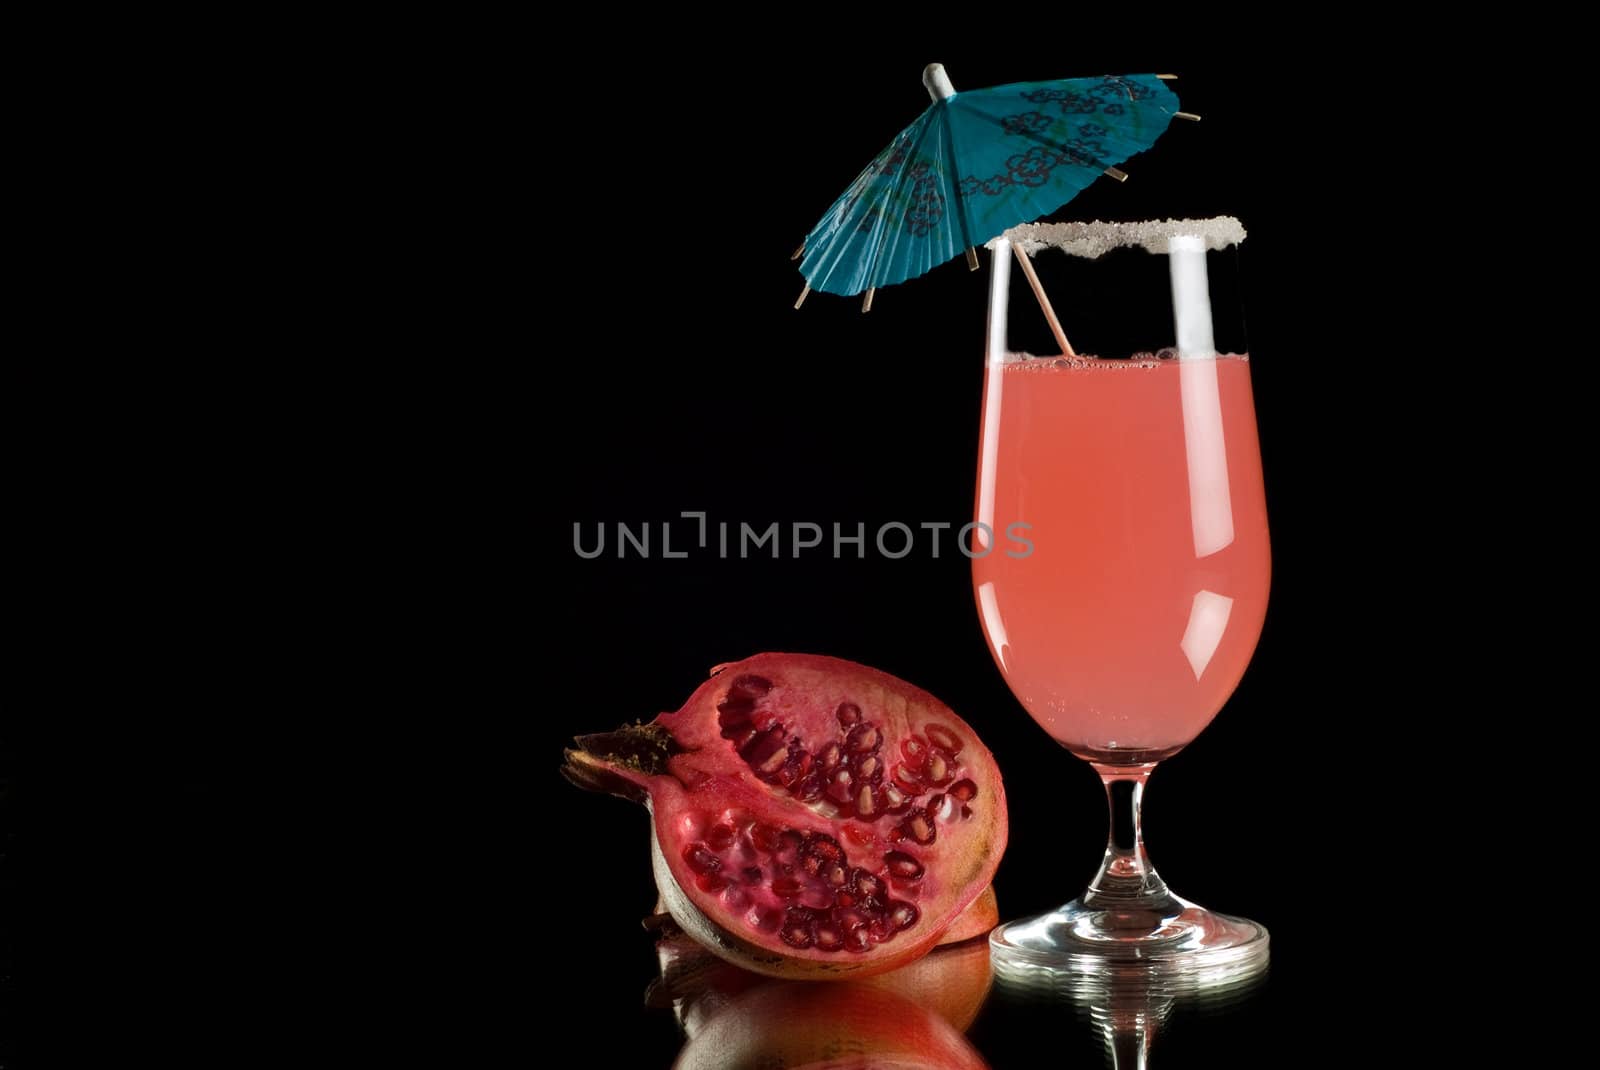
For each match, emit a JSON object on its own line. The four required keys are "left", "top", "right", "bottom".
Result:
{"left": 935, "top": 885, "right": 998, "bottom": 946}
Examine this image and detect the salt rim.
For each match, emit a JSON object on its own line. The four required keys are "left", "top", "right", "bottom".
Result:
{"left": 991, "top": 217, "right": 1246, "bottom": 258}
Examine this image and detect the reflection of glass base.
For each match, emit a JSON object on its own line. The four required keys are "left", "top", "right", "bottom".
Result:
{"left": 990, "top": 893, "right": 1268, "bottom": 989}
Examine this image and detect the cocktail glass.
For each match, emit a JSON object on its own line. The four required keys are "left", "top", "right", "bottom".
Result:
{"left": 974, "top": 219, "right": 1270, "bottom": 981}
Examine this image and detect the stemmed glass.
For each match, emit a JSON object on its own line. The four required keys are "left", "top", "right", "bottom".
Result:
{"left": 973, "top": 219, "right": 1270, "bottom": 980}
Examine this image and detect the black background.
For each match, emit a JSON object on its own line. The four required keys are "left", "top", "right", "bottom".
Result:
{"left": 117, "top": 28, "right": 1515, "bottom": 1069}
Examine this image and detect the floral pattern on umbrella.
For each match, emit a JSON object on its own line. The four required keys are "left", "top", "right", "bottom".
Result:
{"left": 798, "top": 73, "right": 1181, "bottom": 299}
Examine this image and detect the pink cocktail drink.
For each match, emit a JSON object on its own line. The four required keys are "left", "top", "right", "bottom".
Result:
{"left": 972, "top": 353, "right": 1270, "bottom": 763}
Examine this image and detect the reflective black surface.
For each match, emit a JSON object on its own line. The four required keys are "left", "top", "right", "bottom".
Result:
{"left": 642, "top": 924, "right": 1284, "bottom": 1069}
{"left": 576, "top": 924, "right": 1315, "bottom": 1068}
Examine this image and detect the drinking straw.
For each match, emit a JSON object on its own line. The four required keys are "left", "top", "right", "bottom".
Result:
{"left": 1010, "top": 245, "right": 1076, "bottom": 358}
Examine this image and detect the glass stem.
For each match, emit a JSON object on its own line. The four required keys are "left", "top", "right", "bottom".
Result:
{"left": 1100, "top": 1008, "right": 1158, "bottom": 1070}
{"left": 1083, "top": 762, "right": 1170, "bottom": 909}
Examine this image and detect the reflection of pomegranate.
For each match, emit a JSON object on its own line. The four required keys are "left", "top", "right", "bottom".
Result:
{"left": 565, "top": 653, "right": 1008, "bottom": 979}
{"left": 658, "top": 933, "right": 994, "bottom": 1070}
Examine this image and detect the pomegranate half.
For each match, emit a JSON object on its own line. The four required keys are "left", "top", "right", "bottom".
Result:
{"left": 564, "top": 653, "right": 1008, "bottom": 979}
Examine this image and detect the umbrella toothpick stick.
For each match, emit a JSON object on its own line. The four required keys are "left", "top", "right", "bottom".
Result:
{"left": 1010, "top": 244, "right": 1076, "bottom": 358}
{"left": 791, "top": 243, "right": 805, "bottom": 261}
{"left": 862, "top": 288, "right": 875, "bottom": 313}
{"left": 794, "top": 284, "right": 811, "bottom": 310}
{"left": 966, "top": 248, "right": 980, "bottom": 271}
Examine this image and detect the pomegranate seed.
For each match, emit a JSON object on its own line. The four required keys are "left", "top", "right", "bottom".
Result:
{"left": 841, "top": 824, "right": 876, "bottom": 848}
{"left": 903, "top": 814, "right": 936, "bottom": 845}
{"left": 882, "top": 785, "right": 912, "bottom": 813}
{"left": 924, "top": 749, "right": 951, "bottom": 785}
{"left": 844, "top": 927, "right": 873, "bottom": 953}
{"left": 722, "top": 885, "right": 750, "bottom": 910}
{"left": 826, "top": 768, "right": 854, "bottom": 804}
{"left": 883, "top": 850, "right": 924, "bottom": 881}
{"left": 750, "top": 905, "right": 783, "bottom": 932}
{"left": 900, "top": 735, "right": 929, "bottom": 770}
{"left": 835, "top": 701, "right": 862, "bottom": 727}
{"left": 817, "top": 741, "right": 843, "bottom": 772}
{"left": 803, "top": 833, "right": 845, "bottom": 866}
{"left": 853, "top": 754, "right": 881, "bottom": 782}
{"left": 776, "top": 746, "right": 809, "bottom": 786}
{"left": 825, "top": 863, "right": 849, "bottom": 888}
{"left": 729, "top": 674, "right": 773, "bottom": 700}
{"left": 925, "top": 793, "right": 946, "bottom": 820}
{"left": 741, "top": 865, "right": 763, "bottom": 885}
{"left": 924, "top": 724, "right": 963, "bottom": 755}
{"left": 856, "top": 784, "right": 877, "bottom": 817}
{"left": 887, "top": 900, "right": 920, "bottom": 931}
{"left": 845, "top": 723, "right": 881, "bottom": 753}
{"left": 697, "top": 873, "right": 728, "bottom": 892}
{"left": 771, "top": 875, "right": 802, "bottom": 898}
{"left": 794, "top": 772, "right": 826, "bottom": 802}
{"left": 724, "top": 725, "right": 757, "bottom": 749}
{"left": 853, "top": 869, "right": 883, "bottom": 898}
{"left": 741, "top": 725, "right": 787, "bottom": 767}
{"left": 815, "top": 923, "right": 844, "bottom": 951}
{"left": 949, "top": 778, "right": 978, "bottom": 802}
{"left": 835, "top": 905, "right": 868, "bottom": 930}
{"left": 777, "top": 829, "right": 805, "bottom": 853}
{"left": 750, "top": 823, "right": 782, "bottom": 853}
{"left": 684, "top": 843, "right": 721, "bottom": 874}
{"left": 885, "top": 825, "right": 905, "bottom": 842}
{"left": 836, "top": 891, "right": 856, "bottom": 908}
{"left": 707, "top": 824, "right": 736, "bottom": 851}
{"left": 892, "top": 764, "right": 924, "bottom": 793}
{"left": 757, "top": 745, "right": 790, "bottom": 777}
{"left": 780, "top": 920, "right": 814, "bottom": 949}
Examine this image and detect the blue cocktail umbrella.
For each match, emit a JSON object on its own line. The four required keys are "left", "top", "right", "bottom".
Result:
{"left": 795, "top": 65, "right": 1194, "bottom": 311}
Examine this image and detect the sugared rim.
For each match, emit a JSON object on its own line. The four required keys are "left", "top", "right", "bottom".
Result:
{"left": 991, "top": 217, "right": 1246, "bottom": 258}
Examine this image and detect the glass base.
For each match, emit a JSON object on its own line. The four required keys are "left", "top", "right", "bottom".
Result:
{"left": 990, "top": 892, "right": 1268, "bottom": 989}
